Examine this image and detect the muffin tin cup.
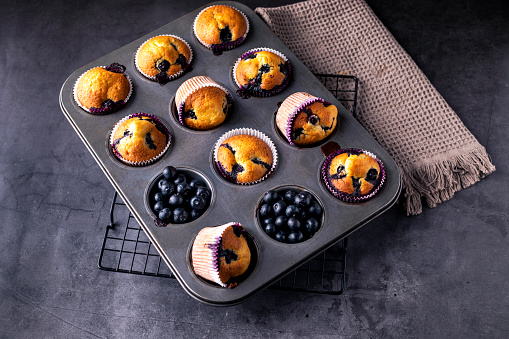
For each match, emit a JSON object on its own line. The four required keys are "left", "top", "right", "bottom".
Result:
{"left": 232, "top": 47, "right": 292, "bottom": 98}
{"left": 193, "top": 5, "right": 250, "bottom": 55}
{"left": 134, "top": 35, "right": 194, "bottom": 84}
{"left": 175, "top": 76, "right": 233, "bottom": 129}
{"left": 276, "top": 92, "right": 335, "bottom": 146}
{"left": 213, "top": 127, "right": 278, "bottom": 185}
{"left": 73, "top": 64, "right": 133, "bottom": 115}
{"left": 321, "top": 148, "right": 386, "bottom": 203}
{"left": 109, "top": 113, "right": 172, "bottom": 167}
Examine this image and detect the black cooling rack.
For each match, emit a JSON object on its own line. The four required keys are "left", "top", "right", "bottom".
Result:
{"left": 98, "top": 74, "right": 358, "bottom": 295}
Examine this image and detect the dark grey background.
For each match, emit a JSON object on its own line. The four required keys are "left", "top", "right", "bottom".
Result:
{"left": 1, "top": 0, "right": 508, "bottom": 337}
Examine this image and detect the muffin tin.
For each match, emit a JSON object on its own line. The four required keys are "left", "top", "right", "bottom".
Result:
{"left": 59, "top": 1, "right": 401, "bottom": 305}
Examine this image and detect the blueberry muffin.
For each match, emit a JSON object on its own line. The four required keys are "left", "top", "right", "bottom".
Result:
{"left": 276, "top": 92, "right": 338, "bottom": 146}
{"left": 111, "top": 113, "right": 170, "bottom": 165}
{"left": 135, "top": 35, "right": 192, "bottom": 84}
{"left": 192, "top": 222, "right": 253, "bottom": 288}
{"left": 233, "top": 48, "right": 291, "bottom": 97}
{"left": 216, "top": 134, "right": 274, "bottom": 184}
{"left": 175, "top": 76, "right": 232, "bottom": 130}
{"left": 74, "top": 63, "right": 131, "bottom": 114}
{"left": 194, "top": 5, "right": 249, "bottom": 55}
{"left": 322, "top": 149, "right": 385, "bottom": 202}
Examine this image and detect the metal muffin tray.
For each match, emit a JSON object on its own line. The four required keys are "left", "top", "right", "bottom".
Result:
{"left": 59, "top": 1, "right": 401, "bottom": 305}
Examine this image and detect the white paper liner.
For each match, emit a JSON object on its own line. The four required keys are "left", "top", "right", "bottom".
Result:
{"left": 232, "top": 47, "right": 290, "bottom": 96}
{"left": 213, "top": 128, "right": 278, "bottom": 185}
{"left": 193, "top": 5, "right": 250, "bottom": 50}
{"left": 134, "top": 34, "right": 193, "bottom": 82}
{"left": 109, "top": 113, "right": 172, "bottom": 167}
{"left": 175, "top": 76, "right": 232, "bottom": 127}
{"left": 73, "top": 65, "right": 133, "bottom": 114}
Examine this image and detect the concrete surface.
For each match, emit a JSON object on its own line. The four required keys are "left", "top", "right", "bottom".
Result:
{"left": 0, "top": 0, "right": 508, "bottom": 338}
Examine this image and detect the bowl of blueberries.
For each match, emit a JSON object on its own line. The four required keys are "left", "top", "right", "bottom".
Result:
{"left": 146, "top": 166, "right": 213, "bottom": 226}
{"left": 257, "top": 186, "right": 323, "bottom": 244}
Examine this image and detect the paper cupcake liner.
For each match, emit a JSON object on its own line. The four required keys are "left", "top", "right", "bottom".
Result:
{"left": 276, "top": 92, "right": 333, "bottom": 146}
{"left": 134, "top": 35, "right": 193, "bottom": 84}
{"left": 193, "top": 5, "right": 250, "bottom": 55}
{"left": 191, "top": 222, "right": 244, "bottom": 288}
{"left": 321, "top": 148, "right": 386, "bottom": 203}
{"left": 109, "top": 113, "right": 172, "bottom": 167}
{"left": 213, "top": 128, "right": 278, "bottom": 185}
{"left": 175, "top": 76, "right": 233, "bottom": 128}
{"left": 73, "top": 64, "right": 133, "bottom": 115}
{"left": 232, "top": 47, "right": 292, "bottom": 98}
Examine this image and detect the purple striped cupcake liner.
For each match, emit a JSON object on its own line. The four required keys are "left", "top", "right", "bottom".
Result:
{"left": 232, "top": 47, "right": 292, "bottom": 98}
{"left": 109, "top": 112, "right": 172, "bottom": 167}
{"left": 321, "top": 148, "right": 386, "bottom": 203}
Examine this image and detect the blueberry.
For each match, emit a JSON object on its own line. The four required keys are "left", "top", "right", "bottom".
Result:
{"left": 259, "top": 204, "right": 272, "bottom": 218}
{"left": 163, "top": 166, "right": 177, "bottom": 180}
{"left": 263, "top": 217, "right": 275, "bottom": 225}
{"left": 160, "top": 182, "right": 175, "bottom": 196}
{"left": 287, "top": 217, "right": 301, "bottom": 231}
{"left": 158, "top": 178, "right": 169, "bottom": 191}
{"left": 284, "top": 190, "right": 297, "bottom": 203}
{"left": 177, "top": 183, "right": 192, "bottom": 197}
{"left": 264, "top": 223, "right": 276, "bottom": 236}
{"left": 305, "top": 218, "right": 320, "bottom": 235}
{"left": 158, "top": 208, "right": 172, "bottom": 223}
{"left": 153, "top": 201, "right": 166, "bottom": 213}
{"left": 196, "top": 186, "right": 211, "bottom": 200}
{"left": 190, "top": 179, "right": 206, "bottom": 188}
{"left": 294, "top": 192, "right": 312, "bottom": 207}
{"left": 299, "top": 209, "right": 308, "bottom": 221}
{"left": 287, "top": 231, "right": 304, "bottom": 243}
{"left": 263, "top": 190, "right": 279, "bottom": 204}
{"left": 173, "top": 207, "right": 189, "bottom": 223}
{"left": 174, "top": 173, "right": 187, "bottom": 185}
{"left": 154, "top": 192, "right": 164, "bottom": 202}
{"left": 168, "top": 194, "right": 184, "bottom": 207}
{"left": 308, "top": 201, "right": 322, "bottom": 216}
{"left": 191, "top": 209, "right": 202, "bottom": 220}
{"left": 190, "top": 196, "right": 206, "bottom": 210}
{"left": 285, "top": 205, "right": 301, "bottom": 217}
{"left": 274, "top": 215, "right": 288, "bottom": 228}
{"left": 273, "top": 200, "right": 287, "bottom": 216}
{"left": 275, "top": 230, "right": 287, "bottom": 242}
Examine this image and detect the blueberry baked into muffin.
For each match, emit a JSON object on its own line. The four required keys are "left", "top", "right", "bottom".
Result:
{"left": 191, "top": 222, "right": 253, "bottom": 288}
{"left": 216, "top": 134, "right": 274, "bottom": 184}
{"left": 110, "top": 113, "right": 171, "bottom": 166}
{"left": 322, "top": 149, "right": 385, "bottom": 202}
{"left": 194, "top": 5, "right": 249, "bottom": 55}
{"left": 74, "top": 63, "right": 132, "bottom": 114}
{"left": 135, "top": 35, "right": 192, "bottom": 84}
{"left": 175, "top": 76, "right": 232, "bottom": 130}
{"left": 276, "top": 92, "right": 338, "bottom": 146}
{"left": 233, "top": 48, "right": 291, "bottom": 98}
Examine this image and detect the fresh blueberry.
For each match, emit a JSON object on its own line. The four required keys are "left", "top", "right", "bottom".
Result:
{"left": 154, "top": 192, "right": 164, "bottom": 202}
{"left": 284, "top": 190, "right": 297, "bottom": 203}
{"left": 263, "top": 217, "right": 274, "bottom": 225}
{"left": 196, "top": 186, "right": 211, "bottom": 200}
{"left": 275, "top": 231, "right": 287, "bottom": 242}
{"left": 308, "top": 201, "right": 322, "bottom": 216}
{"left": 285, "top": 205, "right": 301, "bottom": 217}
{"left": 259, "top": 204, "right": 272, "bottom": 218}
{"left": 287, "top": 217, "right": 301, "bottom": 231}
{"left": 168, "top": 193, "right": 184, "bottom": 207}
{"left": 300, "top": 209, "right": 308, "bottom": 221}
{"left": 294, "top": 192, "right": 312, "bottom": 207}
{"left": 189, "top": 179, "right": 206, "bottom": 188}
{"left": 305, "top": 218, "right": 320, "bottom": 234}
{"left": 287, "top": 231, "right": 304, "bottom": 243}
{"left": 153, "top": 201, "right": 166, "bottom": 213}
{"left": 158, "top": 208, "right": 172, "bottom": 223}
{"left": 162, "top": 166, "right": 177, "bottom": 180}
{"left": 190, "top": 196, "right": 206, "bottom": 210}
{"left": 273, "top": 200, "right": 287, "bottom": 216}
{"left": 274, "top": 215, "right": 288, "bottom": 228}
{"left": 158, "top": 178, "right": 169, "bottom": 191}
{"left": 160, "top": 182, "right": 175, "bottom": 196}
{"left": 264, "top": 223, "right": 277, "bottom": 236}
{"left": 173, "top": 207, "right": 189, "bottom": 223}
{"left": 177, "top": 183, "right": 192, "bottom": 197}
{"left": 191, "top": 209, "right": 202, "bottom": 220}
{"left": 174, "top": 173, "right": 187, "bottom": 185}
{"left": 263, "top": 190, "right": 280, "bottom": 204}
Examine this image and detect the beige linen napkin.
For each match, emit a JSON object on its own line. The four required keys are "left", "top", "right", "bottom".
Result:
{"left": 256, "top": 0, "right": 495, "bottom": 215}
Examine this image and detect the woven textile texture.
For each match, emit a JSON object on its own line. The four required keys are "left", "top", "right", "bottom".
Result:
{"left": 256, "top": 0, "right": 495, "bottom": 215}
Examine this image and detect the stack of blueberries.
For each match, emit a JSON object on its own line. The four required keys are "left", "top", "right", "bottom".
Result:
{"left": 258, "top": 188, "right": 322, "bottom": 243}
{"left": 151, "top": 166, "right": 211, "bottom": 224}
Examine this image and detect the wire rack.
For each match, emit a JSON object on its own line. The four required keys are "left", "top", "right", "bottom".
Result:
{"left": 98, "top": 74, "right": 358, "bottom": 295}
